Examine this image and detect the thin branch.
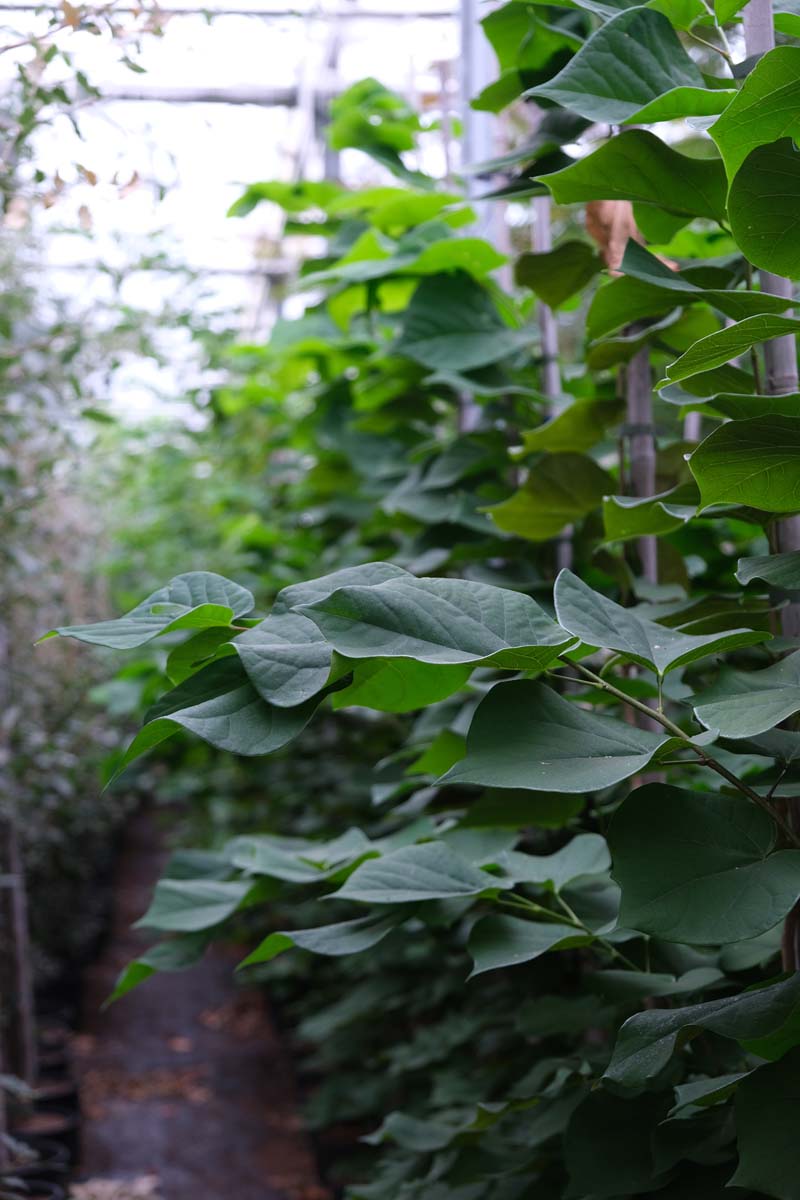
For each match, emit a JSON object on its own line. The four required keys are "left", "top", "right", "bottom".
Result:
{"left": 564, "top": 658, "right": 800, "bottom": 846}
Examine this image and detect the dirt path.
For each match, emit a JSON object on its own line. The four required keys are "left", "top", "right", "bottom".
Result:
{"left": 73, "top": 810, "right": 328, "bottom": 1200}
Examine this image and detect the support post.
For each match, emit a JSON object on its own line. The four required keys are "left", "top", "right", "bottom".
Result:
{"left": 532, "top": 194, "right": 571, "bottom": 571}
{"left": 743, "top": 0, "right": 800, "bottom": 640}
{"left": 743, "top": 0, "right": 800, "bottom": 967}
{"left": 626, "top": 338, "right": 658, "bottom": 585}
{"left": 0, "top": 619, "right": 37, "bottom": 1096}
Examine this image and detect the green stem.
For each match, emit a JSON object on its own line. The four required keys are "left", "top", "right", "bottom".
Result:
{"left": 497, "top": 894, "right": 576, "bottom": 927}
{"left": 563, "top": 659, "right": 800, "bottom": 846}
{"left": 555, "top": 894, "right": 643, "bottom": 973}
{"left": 497, "top": 894, "right": 644, "bottom": 973}
{"left": 685, "top": 27, "right": 734, "bottom": 67}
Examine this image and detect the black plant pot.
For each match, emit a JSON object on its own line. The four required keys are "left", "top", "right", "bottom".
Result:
{"left": 2, "top": 1181, "right": 67, "bottom": 1200}
{"left": 32, "top": 1076, "right": 79, "bottom": 1115}
{"left": 10, "top": 1106, "right": 80, "bottom": 1165}
{"left": 0, "top": 1136, "right": 69, "bottom": 1182}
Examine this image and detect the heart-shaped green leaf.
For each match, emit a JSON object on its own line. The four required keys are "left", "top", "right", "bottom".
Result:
{"left": 114, "top": 659, "right": 320, "bottom": 778}
{"left": 728, "top": 139, "right": 800, "bottom": 278}
{"left": 518, "top": 399, "right": 622, "bottom": 456}
{"left": 135, "top": 879, "right": 255, "bottom": 933}
{"left": 610, "top": 784, "right": 800, "bottom": 943}
{"left": 40, "top": 571, "right": 255, "bottom": 649}
{"left": 693, "top": 652, "right": 800, "bottom": 738}
{"left": 332, "top": 657, "right": 472, "bottom": 712}
{"left": 604, "top": 971, "right": 800, "bottom": 1089}
{"left": 554, "top": 569, "right": 767, "bottom": 677}
{"left": 239, "top": 912, "right": 406, "bottom": 968}
{"left": 468, "top": 916, "right": 588, "bottom": 976}
{"left": 663, "top": 317, "right": 800, "bottom": 387}
{"left": 526, "top": 7, "right": 705, "bottom": 124}
{"left": 515, "top": 240, "right": 603, "bottom": 309}
{"left": 397, "top": 273, "right": 528, "bottom": 371}
{"left": 486, "top": 453, "right": 613, "bottom": 540}
{"left": 272, "top": 561, "right": 410, "bottom": 615}
{"left": 710, "top": 46, "right": 800, "bottom": 179}
{"left": 335, "top": 841, "right": 500, "bottom": 903}
{"left": 689, "top": 415, "right": 800, "bottom": 512}
{"left": 541, "top": 130, "right": 728, "bottom": 222}
{"left": 299, "top": 575, "right": 573, "bottom": 670}
{"left": 235, "top": 611, "right": 332, "bottom": 707}
{"left": 442, "top": 679, "right": 675, "bottom": 793}
{"left": 737, "top": 551, "right": 800, "bottom": 589}
{"left": 730, "top": 1049, "right": 800, "bottom": 1200}
{"left": 500, "top": 833, "right": 611, "bottom": 892}
{"left": 603, "top": 485, "right": 698, "bottom": 542}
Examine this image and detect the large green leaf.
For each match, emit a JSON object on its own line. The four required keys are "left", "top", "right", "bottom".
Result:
{"left": 238, "top": 912, "right": 405, "bottom": 968}
{"left": 541, "top": 130, "right": 728, "bottom": 221}
{"left": 235, "top": 611, "right": 332, "bottom": 707}
{"left": 272, "top": 562, "right": 410, "bottom": 615}
{"left": 486, "top": 452, "right": 613, "bottom": 540}
{"left": 135, "top": 879, "right": 255, "bottom": 933}
{"left": 693, "top": 653, "right": 800, "bottom": 738}
{"left": 663, "top": 317, "right": 800, "bottom": 387}
{"left": 526, "top": 7, "right": 706, "bottom": 123}
{"left": 500, "top": 832, "right": 611, "bottom": 891}
{"left": 737, "top": 551, "right": 800, "bottom": 588}
{"left": 468, "top": 916, "right": 587, "bottom": 976}
{"left": 41, "top": 572, "right": 255, "bottom": 649}
{"left": 299, "top": 575, "right": 574, "bottom": 670}
{"left": 514, "top": 240, "right": 602, "bottom": 309}
{"left": 397, "top": 273, "right": 528, "bottom": 371}
{"left": 226, "top": 828, "right": 372, "bottom": 882}
{"left": 114, "top": 659, "right": 319, "bottom": 777}
{"left": 518, "top": 400, "right": 622, "bottom": 455}
{"left": 587, "top": 309, "right": 685, "bottom": 371}
{"left": 612, "top": 241, "right": 792, "bottom": 326}
{"left": 688, "top": 415, "right": 800, "bottom": 512}
{"left": 730, "top": 1049, "right": 800, "bottom": 1200}
{"left": 604, "top": 971, "right": 800, "bottom": 1089}
{"left": 335, "top": 841, "right": 500, "bottom": 903}
{"left": 331, "top": 657, "right": 472, "bottom": 713}
{"left": 710, "top": 46, "right": 800, "bottom": 180}
{"left": 728, "top": 139, "right": 800, "bottom": 278}
{"left": 603, "top": 485, "right": 698, "bottom": 541}
{"left": 442, "top": 680, "right": 675, "bottom": 793}
{"left": 107, "top": 933, "right": 210, "bottom": 1005}
{"left": 610, "top": 784, "right": 800, "bottom": 943}
{"left": 554, "top": 569, "right": 767, "bottom": 677}
{"left": 665, "top": 390, "right": 800, "bottom": 421}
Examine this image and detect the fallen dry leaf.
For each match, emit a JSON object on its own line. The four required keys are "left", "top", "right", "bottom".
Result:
{"left": 166, "top": 1035, "right": 193, "bottom": 1053}
{"left": 199, "top": 994, "right": 268, "bottom": 1039}
{"left": 80, "top": 1065, "right": 212, "bottom": 1118}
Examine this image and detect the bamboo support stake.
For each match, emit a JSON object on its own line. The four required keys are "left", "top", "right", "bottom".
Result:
{"left": 743, "top": 0, "right": 800, "bottom": 640}
{"left": 742, "top": 0, "right": 800, "bottom": 967}
{"left": 626, "top": 335, "right": 658, "bottom": 585}
{"left": 533, "top": 194, "right": 572, "bottom": 571}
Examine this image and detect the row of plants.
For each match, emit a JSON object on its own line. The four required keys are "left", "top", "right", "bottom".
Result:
{"left": 44, "top": 6, "right": 800, "bottom": 1199}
